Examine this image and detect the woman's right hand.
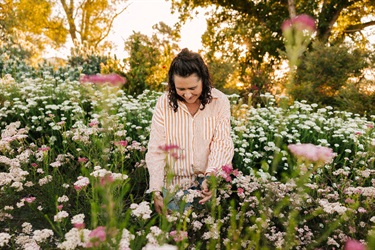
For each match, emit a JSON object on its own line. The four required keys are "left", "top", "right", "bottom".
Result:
{"left": 153, "top": 191, "right": 164, "bottom": 214}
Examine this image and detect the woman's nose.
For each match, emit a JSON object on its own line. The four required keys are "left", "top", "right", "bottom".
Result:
{"left": 184, "top": 92, "right": 192, "bottom": 98}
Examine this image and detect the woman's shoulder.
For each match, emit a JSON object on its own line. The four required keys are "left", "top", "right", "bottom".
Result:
{"left": 157, "top": 91, "right": 169, "bottom": 102}
{"left": 211, "top": 88, "right": 229, "bottom": 101}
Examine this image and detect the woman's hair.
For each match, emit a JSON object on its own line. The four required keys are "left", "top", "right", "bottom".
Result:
{"left": 167, "top": 48, "right": 213, "bottom": 112}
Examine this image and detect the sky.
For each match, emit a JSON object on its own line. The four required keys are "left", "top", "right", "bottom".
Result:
{"left": 109, "top": 0, "right": 207, "bottom": 59}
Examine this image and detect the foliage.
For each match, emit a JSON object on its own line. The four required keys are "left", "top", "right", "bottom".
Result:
{"left": 170, "top": 0, "right": 375, "bottom": 100}
{"left": 68, "top": 41, "right": 113, "bottom": 76}
{"left": 290, "top": 41, "right": 371, "bottom": 114}
{"left": 171, "top": 0, "right": 375, "bottom": 64}
{"left": 123, "top": 22, "right": 181, "bottom": 95}
{"left": 58, "top": 0, "right": 129, "bottom": 50}
{"left": 0, "top": 0, "right": 66, "bottom": 51}
{"left": 336, "top": 80, "right": 375, "bottom": 118}
{"left": 0, "top": 0, "right": 128, "bottom": 55}
{"left": 0, "top": 72, "right": 375, "bottom": 249}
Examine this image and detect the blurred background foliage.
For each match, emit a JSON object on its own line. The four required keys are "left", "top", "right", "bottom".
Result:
{"left": 0, "top": 0, "right": 375, "bottom": 117}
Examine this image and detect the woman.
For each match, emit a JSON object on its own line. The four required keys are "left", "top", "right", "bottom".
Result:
{"left": 146, "top": 48, "right": 234, "bottom": 214}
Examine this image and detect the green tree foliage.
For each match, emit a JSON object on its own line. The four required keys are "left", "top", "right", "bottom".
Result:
{"left": 170, "top": 0, "right": 375, "bottom": 99}
{"left": 291, "top": 41, "right": 371, "bottom": 112}
{"left": 171, "top": 0, "right": 375, "bottom": 63}
{"left": 123, "top": 22, "right": 180, "bottom": 95}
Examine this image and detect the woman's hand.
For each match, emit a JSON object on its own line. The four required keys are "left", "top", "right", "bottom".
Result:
{"left": 153, "top": 191, "right": 164, "bottom": 214}
{"left": 199, "top": 178, "right": 213, "bottom": 204}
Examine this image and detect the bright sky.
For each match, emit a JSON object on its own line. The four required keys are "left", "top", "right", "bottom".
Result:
{"left": 109, "top": 0, "right": 207, "bottom": 59}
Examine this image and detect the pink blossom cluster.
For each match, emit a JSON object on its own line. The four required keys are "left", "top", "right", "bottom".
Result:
{"left": 220, "top": 164, "right": 239, "bottom": 182}
{"left": 86, "top": 226, "right": 106, "bottom": 248}
{"left": 158, "top": 144, "right": 185, "bottom": 160}
{"left": 287, "top": 143, "right": 336, "bottom": 164}
{"left": 281, "top": 14, "right": 316, "bottom": 33}
{"left": 169, "top": 230, "right": 188, "bottom": 242}
{"left": 80, "top": 73, "right": 126, "bottom": 87}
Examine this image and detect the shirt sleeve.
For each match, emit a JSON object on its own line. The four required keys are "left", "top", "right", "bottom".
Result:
{"left": 206, "top": 95, "right": 234, "bottom": 175}
{"left": 145, "top": 95, "right": 167, "bottom": 192}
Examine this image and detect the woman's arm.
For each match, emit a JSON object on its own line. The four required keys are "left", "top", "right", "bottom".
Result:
{"left": 145, "top": 95, "right": 167, "bottom": 193}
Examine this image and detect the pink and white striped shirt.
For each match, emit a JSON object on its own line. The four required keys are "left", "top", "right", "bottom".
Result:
{"left": 146, "top": 88, "right": 234, "bottom": 192}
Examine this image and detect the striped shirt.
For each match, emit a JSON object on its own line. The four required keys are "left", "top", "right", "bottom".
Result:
{"left": 146, "top": 88, "right": 234, "bottom": 192}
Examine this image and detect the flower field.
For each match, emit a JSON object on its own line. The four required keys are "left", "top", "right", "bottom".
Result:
{"left": 1, "top": 73, "right": 375, "bottom": 249}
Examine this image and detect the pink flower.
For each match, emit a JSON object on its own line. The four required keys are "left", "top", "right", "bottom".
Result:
{"left": 90, "top": 226, "right": 106, "bottom": 241}
{"left": 287, "top": 143, "right": 335, "bottom": 164}
{"left": 74, "top": 223, "right": 85, "bottom": 230}
{"left": 237, "top": 188, "right": 244, "bottom": 195}
{"left": 38, "top": 146, "right": 50, "bottom": 152}
{"left": 57, "top": 121, "right": 65, "bottom": 126}
{"left": 169, "top": 230, "right": 188, "bottom": 242}
{"left": 78, "top": 157, "right": 89, "bottom": 163}
{"left": 222, "top": 164, "right": 233, "bottom": 175}
{"left": 80, "top": 73, "right": 126, "bottom": 86}
{"left": 358, "top": 207, "right": 367, "bottom": 213}
{"left": 345, "top": 198, "right": 355, "bottom": 204}
{"left": 158, "top": 144, "right": 184, "bottom": 160}
{"left": 282, "top": 14, "right": 316, "bottom": 33}
{"left": 88, "top": 120, "right": 99, "bottom": 127}
{"left": 344, "top": 239, "right": 367, "bottom": 250}
{"left": 86, "top": 226, "right": 107, "bottom": 247}
{"left": 57, "top": 204, "right": 63, "bottom": 211}
{"left": 100, "top": 174, "right": 114, "bottom": 186}
{"left": 114, "top": 140, "right": 128, "bottom": 147}
{"left": 24, "top": 196, "right": 36, "bottom": 203}
{"left": 31, "top": 163, "right": 38, "bottom": 167}
{"left": 158, "top": 144, "right": 180, "bottom": 152}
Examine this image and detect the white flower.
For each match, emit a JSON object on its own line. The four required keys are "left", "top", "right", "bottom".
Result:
{"left": 142, "top": 244, "right": 177, "bottom": 250}
{"left": 57, "top": 228, "right": 91, "bottom": 250}
{"left": 50, "top": 161, "right": 62, "bottom": 168}
{"left": 39, "top": 175, "right": 53, "bottom": 186}
{"left": 130, "top": 201, "right": 152, "bottom": 220}
{"left": 71, "top": 214, "right": 85, "bottom": 224}
{"left": 22, "top": 222, "right": 33, "bottom": 234}
{"left": 119, "top": 228, "right": 134, "bottom": 250}
{"left": 0, "top": 233, "right": 12, "bottom": 247}
{"left": 33, "top": 229, "right": 54, "bottom": 243}
{"left": 54, "top": 211, "right": 69, "bottom": 222}
{"left": 57, "top": 195, "right": 69, "bottom": 203}
{"left": 73, "top": 176, "right": 90, "bottom": 190}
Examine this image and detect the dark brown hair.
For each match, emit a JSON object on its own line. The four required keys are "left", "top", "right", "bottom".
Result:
{"left": 167, "top": 48, "right": 213, "bottom": 112}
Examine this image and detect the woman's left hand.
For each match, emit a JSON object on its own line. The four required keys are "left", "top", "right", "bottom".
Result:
{"left": 199, "top": 178, "right": 212, "bottom": 204}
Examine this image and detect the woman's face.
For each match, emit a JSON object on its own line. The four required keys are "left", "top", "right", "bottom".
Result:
{"left": 174, "top": 73, "right": 203, "bottom": 104}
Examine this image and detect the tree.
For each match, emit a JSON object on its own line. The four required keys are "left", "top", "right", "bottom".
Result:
{"left": 0, "top": 0, "right": 67, "bottom": 56}
{"left": 171, "top": 0, "right": 375, "bottom": 61}
{"left": 170, "top": 0, "right": 375, "bottom": 96}
{"left": 123, "top": 22, "right": 181, "bottom": 95}
{"left": 58, "top": 0, "right": 128, "bottom": 50}
{"left": 0, "top": 0, "right": 128, "bottom": 57}
{"left": 291, "top": 41, "right": 368, "bottom": 106}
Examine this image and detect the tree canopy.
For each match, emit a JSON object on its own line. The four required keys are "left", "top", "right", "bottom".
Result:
{"left": 0, "top": 0, "right": 128, "bottom": 55}
{"left": 170, "top": 0, "right": 375, "bottom": 70}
